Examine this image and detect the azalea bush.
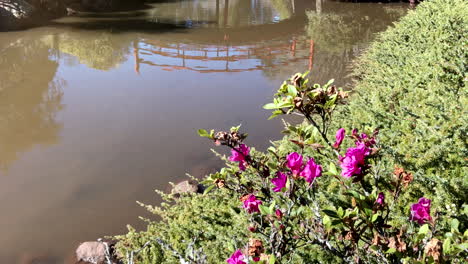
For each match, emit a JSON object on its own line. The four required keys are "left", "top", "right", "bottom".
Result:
{"left": 114, "top": 72, "right": 467, "bottom": 264}
{"left": 196, "top": 73, "right": 466, "bottom": 263}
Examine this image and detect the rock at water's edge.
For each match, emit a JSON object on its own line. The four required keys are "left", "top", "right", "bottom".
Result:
{"left": 172, "top": 180, "right": 203, "bottom": 195}
{"left": 76, "top": 241, "right": 107, "bottom": 264}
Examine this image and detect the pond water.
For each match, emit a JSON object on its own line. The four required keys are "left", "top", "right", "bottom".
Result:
{"left": 0, "top": 0, "right": 406, "bottom": 262}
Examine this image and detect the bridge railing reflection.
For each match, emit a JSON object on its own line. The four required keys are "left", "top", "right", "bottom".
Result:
{"left": 133, "top": 35, "right": 315, "bottom": 74}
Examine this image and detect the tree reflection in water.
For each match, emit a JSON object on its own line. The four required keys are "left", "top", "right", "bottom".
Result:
{"left": 0, "top": 34, "right": 64, "bottom": 170}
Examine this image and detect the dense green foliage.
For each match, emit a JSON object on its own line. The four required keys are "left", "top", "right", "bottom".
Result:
{"left": 336, "top": 0, "right": 468, "bottom": 235}
{"left": 343, "top": 0, "right": 467, "bottom": 175}
{"left": 115, "top": 189, "right": 249, "bottom": 263}
{"left": 115, "top": 1, "right": 467, "bottom": 263}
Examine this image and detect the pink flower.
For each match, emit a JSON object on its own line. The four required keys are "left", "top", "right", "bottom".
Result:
{"left": 352, "top": 129, "right": 376, "bottom": 147}
{"left": 226, "top": 250, "right": 246, "bottom": 264}
{"left": 286, "top": 152, "right": 303, "bottom": 174}
{"left": 339, "top": 143, "right": 370, "bottom": 178}
{"left": 275, "top": 209, "right": 283, "bottom": 220}
{"left": 333, "top": 128, "right": 346, "bottom": 149}
{"left": 243, "top": 194, "right": 262, "bottom": 214}
{"left": 229, "top": 144, "right": 250, "bottom": 171}
{"left": 410, "top": 197, "right": 432, "bottom": 224}
{"left": 299, "top": 158, "right": 322, "bottom": 183}
{"left": 375, "top": 192, "right": 385, "bottom": 205}
{"left": 271, "top": 172, "right": 287, "bottom": 192}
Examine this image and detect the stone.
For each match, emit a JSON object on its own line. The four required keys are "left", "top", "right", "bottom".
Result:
{"left": 75, "top": 241, "right": 107, "bottom": 264}
{"left": 172, "top": 180, "right": 202, "bottom": 195}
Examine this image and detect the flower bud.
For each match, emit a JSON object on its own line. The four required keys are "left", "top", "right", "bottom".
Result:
{"left": 275, "top": 209, "right": 283, "bottom": 220}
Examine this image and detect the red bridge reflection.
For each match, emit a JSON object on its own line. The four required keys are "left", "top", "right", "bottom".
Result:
{"left": 133, "top": 36, "right": 314, "bottom": 74}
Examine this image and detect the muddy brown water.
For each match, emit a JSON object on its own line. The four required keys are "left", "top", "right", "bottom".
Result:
{"left": 0, "top": 0, "right": 407, "bottom": 263}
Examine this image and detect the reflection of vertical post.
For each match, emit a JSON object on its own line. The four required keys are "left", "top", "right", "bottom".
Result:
{"left": 182, "top": 49, "right": 186, "bottom": 67}
{"left": 216, "top": 0, "right": 220, "bottom": 27}
{"left": 316, "top": 0, "right": 322, "bottom": 15}
{"left": 133, "top": 40, "right": 140, "bottom": 75}
{"left": 308, "top": 39, "right": 314, "bottom": 71}
{"left": 291, "top": 38, "right": 296, "bottom": 57}
{"left": 291, "top": 0, "right": 295, "bottom": 14}
{"left": 224, "top": 0, "right": 229, "bottom": 28}
{"left": 52, "top": 33, "right": 60, "bottom": 60}
{"left": 226, "top": 45, "right": 229, "bottom": 71}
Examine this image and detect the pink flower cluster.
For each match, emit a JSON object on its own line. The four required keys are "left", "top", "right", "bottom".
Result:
{"left": 286, "top": 152, "right": 322, "bottom": 183}
{"left": 243, "top": 194, "right": 262, "bottom": 214}
{"left": 271, "top": 172, "right": 287, "bottom": 192}
{"left": 337, "top": 129, "right": 379, "bottom": 178}
{"left": 410, "top": 197, "right": 432, "bottom": 224}
{"left": 339, "top": 142, "right": 370, "bottom": 178}
{"left": 270, "top": 153, "right": 322, "bottom": 192}
{"left": 226, "top": 250, "right": 246, "bottom": 264}
{"left": 286, "top": 152, "right": 303, "bottom": 175}
{"left": 229, "top": 144, "right": 250, "bottom": 171}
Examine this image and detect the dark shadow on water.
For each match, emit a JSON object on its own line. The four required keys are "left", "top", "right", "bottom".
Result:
{"left": 75, "top": 10, "right": 150, "bottom": 18}
{"left": 47, "top": 18, "right": 189, "bottom": 34}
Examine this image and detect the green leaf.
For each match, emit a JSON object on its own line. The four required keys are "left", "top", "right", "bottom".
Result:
{"left": 197, "top": 129, "right": 210, "bottom": 138}
{"left": 324, "top": 94, "right": 338, "bottom": 109}
{"left": 418, "top": 224, "right": 430, "bottom": 235}
{"left": 269, "top": 255, "right": 276, "bottom": 264}
{"left": 227, "top": 243, "right": 235, "bottom": 253}
{"left": 267, "top": 162, "right": 277, "bottom": 170}
{"left": 323, "top": 209, "right": 338, "bottom": 218}
{"left": 386, "top": 248, "right": 397, "bottom": 254}
{"left": 287, "top": 85, "right": 298, "bottom": 96}
{"left": 450, "top": 219, "right": 459, "bottom": 231}
{"left": 337, "top": 207, "right": 344, "bottom": 218}
{"left": 371, "top": 213, "right": 379, "bottom": 223}
{"left": 347, "top": 190, "right": 362, "bottom": 200}
{"left": 259, "top": 205, "right": 270, "bottom": 215}
{"left": 269, "top": 201, "right": 276, "bottom": 213}
{"left": 296, "top": 206, "right": 305, "bottom": 216}
{"left": 263, "top": 103, "right": 278, "bottom": 110}
{"left": 457, "top": 243, "right": 468, "bottom": 251}
{"left": 364, "top": 208, "right": 373, "bottom": 217}
{"left": 331, "top": 220, "right": 342, "bottom": 226}
{"left": 443, "top": 238, "right": 451, "bottom": 254}
{"left": 323, "top": 215, "right": 331, "bottom": 228}
{"left": 268, "top": 110, "right": 283, "bottom": 120}
{"left": 329, "top": 162, "right": 338, "bottom": 175}
{"left": 203, "top": 185, "right": 215, "bottom": 195}
{"left": 230, "top": 124, "right": 242, "bottom": 132}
